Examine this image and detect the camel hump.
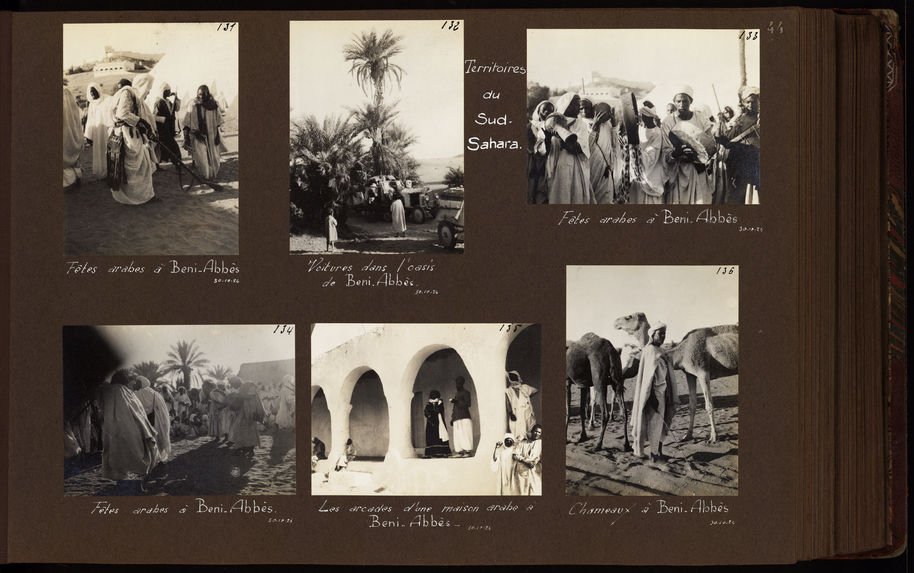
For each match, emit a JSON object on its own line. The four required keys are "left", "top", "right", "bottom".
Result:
{"left": 707, "top": 332, "right": 739, "bottom": 370}
{"left": 566, "top": 333, "right": 622, "bottom": 386}
{"left": 578, "top": 332, "right": 604, "bottom": 345}
{"left": 677, "top": 324, "right": 738, "bottom": 342}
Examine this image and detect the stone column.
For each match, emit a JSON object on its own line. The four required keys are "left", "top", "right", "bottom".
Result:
{"left": 326, "top": 400, "right": 351, "bottom": 467}
{"left": 379, "top": 361, "right": 416, "bottom": 462}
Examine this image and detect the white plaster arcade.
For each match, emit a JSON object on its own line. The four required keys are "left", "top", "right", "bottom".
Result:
{"left": 311, "top": 324, "right": 539, "bottom": 495}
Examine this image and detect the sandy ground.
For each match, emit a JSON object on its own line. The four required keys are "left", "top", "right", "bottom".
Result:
{"left": 64, "top": 428, "right": 295, "bottom": 496}
{"left": 566, "top": 373, "right": 738, "bottom": 496}
{"left": 290, "top": 208, "right": 463, "bottom": 255}
{"left": 64, "top": 133, "right": 239, "bottom": 255}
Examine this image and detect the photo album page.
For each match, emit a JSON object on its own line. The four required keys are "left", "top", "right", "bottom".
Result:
{"left": 2, "top": 6, "right": 905, "bottom": 567}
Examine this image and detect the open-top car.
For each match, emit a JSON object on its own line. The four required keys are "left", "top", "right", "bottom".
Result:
{"left": 437, "top": 202, "right": 464, "bottom": 249}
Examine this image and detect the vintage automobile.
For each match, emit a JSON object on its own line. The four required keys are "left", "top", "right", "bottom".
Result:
{"left": 437, "top": 202, "right": 464, "bottom": 250}
{"left": 433, "top": 186, "right": 464, "bottom": 211}
{"left": 349, "top": 176, "right": 437, "bottom": 223}
{"left": 400, "top": 188, "right": 437, "bottom": 223}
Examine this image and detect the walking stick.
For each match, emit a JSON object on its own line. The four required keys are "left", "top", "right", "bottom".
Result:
{"left": 146, "top": 130, "right": 224, "bottom": 192}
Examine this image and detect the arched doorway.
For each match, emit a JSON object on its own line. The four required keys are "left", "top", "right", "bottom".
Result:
{"left": 410, "top": 348, "right": 479, "bottom": 457}
{"left": 349, "top": 371, "right": 389, "bottom": 460}
{"left": 311, "top": 387, "right": 332, "bottom": 455}
{"left": 505, "top": 324, "right": 542, "bottom": 438}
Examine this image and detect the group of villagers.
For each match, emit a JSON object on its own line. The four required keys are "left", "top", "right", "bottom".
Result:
{"left": 65, "top": 370, "right": 295, "bottom": 494}
{"left": 63, "top": 75, "right": 226, "bottom": 205}
{"left": 527, "top": 84, "right": 760, "bottom": 206}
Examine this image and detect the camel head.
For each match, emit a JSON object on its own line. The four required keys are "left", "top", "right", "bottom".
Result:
{"left": 613, "top": 312, "right": 649, "bottom": 339}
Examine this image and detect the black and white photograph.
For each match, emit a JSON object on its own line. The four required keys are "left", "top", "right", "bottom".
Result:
{"left": 63, "top": 23, "right": 239, "bottom": 255}
{"left": 527, "top": 29, "right": 760, "bottom": 206}
{"left": 565, "top": 266, "right": 739, "bottom": 496}
{"left": 63, "top": 324, "right": 295, "bottom": 496}
{"left": 310, "top": 323, "right": 541, "bottom": 495}
{"left": 290, "top": 20, "right": 465, "bottom": 254}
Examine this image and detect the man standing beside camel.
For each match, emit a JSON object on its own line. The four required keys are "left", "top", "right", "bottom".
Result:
{"left": 630, "top": 323, "right": 677, "bottom": 462}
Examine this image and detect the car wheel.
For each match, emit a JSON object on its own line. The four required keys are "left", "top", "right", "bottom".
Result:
{"left": 438, "top": 222, "right": 457, "bottom": 249}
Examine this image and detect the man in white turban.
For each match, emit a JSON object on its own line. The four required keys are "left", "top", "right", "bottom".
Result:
{"left": 717, "top": 86, "right": 761, "bottom": 204}
{"left": 83, "top": 83, "right": 113, "bottom": 180}
{"left": 626, "top": 102, "right": 667, "bottom": 204}
{"left": 132, "top": 376, "right": 171, "bottom": 464}
{"left": 63, "top": 86, "right": 83, "bottom": 188}
{"left": 99, "top": 369, "right": 157, "bottom": 493}
{"left": 543, "top": 92, "right": 595, "bottom": 204}
{"left": 661, "top": 84, "right": 714, "bottom": 204}
{"left": 587, "top": 101, "right": 623, "bottom": 204}
{"left": 491, "top": 433, "right": 519, "bottom": 495}
{"left": 275, "top": 374, "right": 296, "bottom": 431}
{"left": 109, "top": 78, "right": 156, "bottom": 205}
{"left": 505, "top": 370, "right": 538, "bottom": 438}
{"left": 151, "top": 82, "right": 182, "bottom": 169}
{"left": 630, "top": 322, "right": 678, "bottom": 461}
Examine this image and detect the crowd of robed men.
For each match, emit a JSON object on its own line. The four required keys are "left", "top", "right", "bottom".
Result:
{"left": 64, "top": 370, "right": 295, "bottom": 494}
{"left": 527, "top": 84, "right": 761, "bottom": 206}
{"left": 63, "top": 75, "right": 226, "bottom": 205}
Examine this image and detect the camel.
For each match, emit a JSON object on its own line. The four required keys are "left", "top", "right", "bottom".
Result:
{"left": 566, "top": 333, "right": 630, "bottom": 452}
{"left": 614, "top": 312, "right": 738, "bottom": 443}
{"left": 584, "top": 343, "right": 641, "bottom": 429}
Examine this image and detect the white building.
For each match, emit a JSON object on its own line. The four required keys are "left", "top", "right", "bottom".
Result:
{"left": 565, "top": 71, "right": 655, "bottom": 104}
{"left": 93, "top": 60, "right": 134, "bottom": 77}
{"left": 311, "top": 323, "right": 542, "bottom": 495}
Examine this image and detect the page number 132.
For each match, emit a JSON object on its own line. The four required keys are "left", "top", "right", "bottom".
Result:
{"left": 441, "top": 21, "right": 460, "bottom": 31}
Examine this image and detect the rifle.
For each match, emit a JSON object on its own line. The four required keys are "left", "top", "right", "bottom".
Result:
{"left": 144, "top": 124, "right": 224, "bottom": 192}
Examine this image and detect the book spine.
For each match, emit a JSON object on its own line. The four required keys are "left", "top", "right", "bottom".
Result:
{"left": 875, "top": 8, "right": 906, "bottom": 558}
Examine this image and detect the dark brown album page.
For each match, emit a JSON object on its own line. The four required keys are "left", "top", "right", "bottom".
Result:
{"left": 7, "top": 9, "right": 798, "bottom": 565}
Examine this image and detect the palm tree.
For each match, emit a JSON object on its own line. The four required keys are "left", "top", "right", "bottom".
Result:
{"left": 207, "top": 364, "right": 234, "bottom": 383}
{"left": 343, "top": 29, "right": 405, "bottom": 107}
{"left": 349, "top": 101, "right": 408, "bottom": 177}
{"left": 132, "top": 360, "right": 163, "bottom": 384}
{"left": 291, "top": 114, "right": 366, "bottom": 207}
{"left": 163, "top": 339, "right": 210, "bottom": 390}
{"left": 444, "top": 165, "right": 464, "bottom": 188}
{"left": 380, "top": 122, "right": 419, "bottom": 181}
